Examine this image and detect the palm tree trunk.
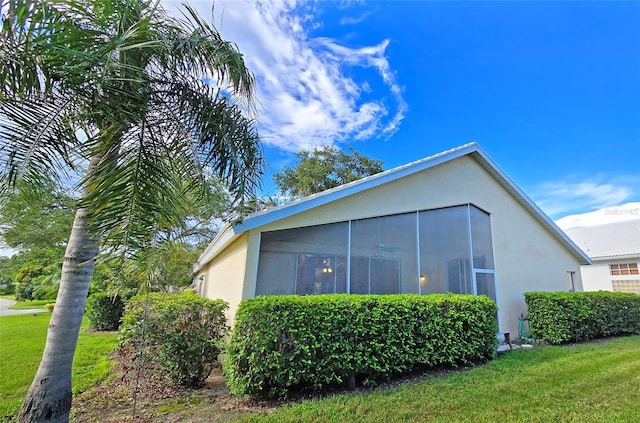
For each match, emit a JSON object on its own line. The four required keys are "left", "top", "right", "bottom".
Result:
{"left": 18, "top": 156, "right": 101, "bottom": 423}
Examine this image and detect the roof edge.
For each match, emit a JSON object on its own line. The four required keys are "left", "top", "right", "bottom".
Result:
{"left": 591, "top": 253, "right": 640, "bottom": 261}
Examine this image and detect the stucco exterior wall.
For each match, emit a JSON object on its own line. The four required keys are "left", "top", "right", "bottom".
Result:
{"left": 581, "top": 257, "right": 640, "bottom": 294}
{"left": 240, "top": 156, "right": 583, "bottom": 336}
{"left": 580, "top": 261, "right": 613, "bottom": 291}
{"left": 199, "top": 233, "right": 250, "bottom": 325}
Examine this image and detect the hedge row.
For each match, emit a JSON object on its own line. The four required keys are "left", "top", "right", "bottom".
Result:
{"left": 119, "top": 291, "right": 229, "bottom": 387}
{"left": 524, "top": 291, "right": 640, "bottom": 344}
{"left": 225, "top": 293, "right": 498, "bottom": 397}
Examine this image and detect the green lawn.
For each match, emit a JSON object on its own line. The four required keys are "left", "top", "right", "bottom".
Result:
{"left": 0, "top": 313, "right": 118, "bottom": 422}
{"left": 2, "top": 310, "right": 639, "bottom": 423}
{"left": 237, "top": 336, "right": 640, "bottom": 423}
{"left": 0, "top": 295, "right": 52, "bottom": 310}
{"left": 6, "top": 299, "right": 52, "bottom": 310}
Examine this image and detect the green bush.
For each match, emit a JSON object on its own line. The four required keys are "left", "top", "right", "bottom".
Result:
{"left": 225, "top": 294, "right": 498, "bottom": 398}
{"left": 85, "top": 292, "right": 125, "bottom": 331}
{"left": 119, "top": 291, "right": 228, "bottom": 388}
{"left": 15, "top": 282, "right": 34, "bottom": 301}
{"left": 44, "top": 303, "right": 55, "bottom": 312}
{"left": 32, "top": 283, "right": 58, "bottom": 300}
{"left": 0, "top": 282, "right": 15, "bottom": 295}
{"left": 525, "top": 291, "right": 640, "bottom": 344}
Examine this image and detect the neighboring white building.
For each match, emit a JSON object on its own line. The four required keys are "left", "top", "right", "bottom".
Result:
{"left": 565, "top": 220, "right": 640, "bottom": 294}
{"left": 194, "top": 143, "right": 590, "bottom": 336}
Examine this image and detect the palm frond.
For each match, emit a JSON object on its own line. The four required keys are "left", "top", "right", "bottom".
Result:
{"left": 145, "top": 78, "right": 263, "bottom": 198}
{"left": 160, "top": 3, "right": 257, "bottom": 112}
{"left": 0, "top": 0, "right": 60, "bottom": 97}
{"left": 2, "top": 0, "right": 263, "bottom": 254}
{"left": 0, "top": 93, "right": 82, "bottom": 193}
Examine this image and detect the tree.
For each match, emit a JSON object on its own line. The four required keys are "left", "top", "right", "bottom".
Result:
{"left": 0, "top": 179, "right": 75, "bottom": 253}
{"left": 0, "top": 180, "right": 75, "bottom": 297}
{"left": 273, "top": 146, "right": 384, "bottom": 198}
{"left": 0, "top": 1, "right": 263, "bottom": 421}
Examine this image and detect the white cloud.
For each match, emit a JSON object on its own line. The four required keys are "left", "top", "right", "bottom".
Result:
{"left": 534, "top": 180, "right": 632, "bottom": 217}
{"left": 555, "top": 202, "right": 640, "bottom": 230}
{"left": 167, "top": 0, "right": 406, "bottom": 152}
{"left": 339, "top": 7, "right": 377, "bottom": 25}
{"left": 531, "top": 174, "right": 640, "bottom": 230}
{"left": 531, "top": 172, "right": 640, "bottom": 212}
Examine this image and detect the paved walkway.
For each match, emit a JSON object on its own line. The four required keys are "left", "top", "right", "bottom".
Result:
{"left": 0, "top": 298, "right": 47, "bottom": 316}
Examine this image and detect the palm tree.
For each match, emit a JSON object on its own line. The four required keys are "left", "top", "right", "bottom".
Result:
{"left": 0, "top": 1, "right": 263, "bottom": 421}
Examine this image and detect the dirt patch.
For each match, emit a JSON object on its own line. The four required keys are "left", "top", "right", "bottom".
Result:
{"left": 71, "top": 368, "right": 276, "bottom": 422}
{"left": 70, "top": 351, "right": 474, "bottom": 423}
{"left": 70, "top": 350, "right": 280, "bottom": 423}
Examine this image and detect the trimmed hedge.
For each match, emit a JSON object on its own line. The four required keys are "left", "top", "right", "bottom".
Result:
{"left": 225, "top": 293, "right": 498, "bottom": 397}
{"left": 525, "top": 291, "right": 640, "bottom": 344}
{"left": 119, "top": 291, "right": 229, "bottom": 387}
{"left": 85, "top": 291, "right": 125, "bottom": 331}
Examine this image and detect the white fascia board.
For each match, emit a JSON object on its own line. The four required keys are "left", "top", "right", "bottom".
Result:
{"left": 591, "top": 253, "right": 640, "bottom": 262}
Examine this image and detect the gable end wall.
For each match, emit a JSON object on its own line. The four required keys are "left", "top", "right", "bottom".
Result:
{"left": 241, "top": 156, "right": 582, "bottom": 335}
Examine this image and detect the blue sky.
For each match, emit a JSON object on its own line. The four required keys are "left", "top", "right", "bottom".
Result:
{"left": 1, "top": 1, "right": 638, "bottom": 258}
{"left": 176, "top": 0, "right": 640, "bottom": 229}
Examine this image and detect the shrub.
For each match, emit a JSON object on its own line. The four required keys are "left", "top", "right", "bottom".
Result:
{"left": 525, "top": 291, "right": 640, "bottom": 344}
{"left": 225, "top": 293, "right": 498, "bottom": 398}
{"left": 15, "top": 280, "right": 58, "bottom": 302}
{"left": 119, "top": 291, "right": 228, "bottom": 388}
{"left": 32, "top": 283, "right": 58, "bottom": 301}
{"left": 15, "top": 282, "right": 34, "bottom": 301}
{"left": 85, "top": 292, "right": 125, "bottom": 331}
{"left": 44, "top": 303, "right": 55, "bottom": 312}
{"left": 0, "top": 282, "right": 15, "bottom": 295}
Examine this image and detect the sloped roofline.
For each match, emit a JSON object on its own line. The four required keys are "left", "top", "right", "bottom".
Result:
{"left": 591, "top": 253, "right": 640, "bottom": 261}
{"left": 194, "top": 142, "right": 591, "bottom": 272}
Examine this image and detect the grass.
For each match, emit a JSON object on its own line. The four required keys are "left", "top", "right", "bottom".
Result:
{"left": 0, "top": 313, "right": 118, "bottom": 422}
{"left": 0, "top": 294, "right": 52, "bottom": 309}
{"left": 2, "top": 308, "right": 639, "bottom": 423}
{"left": 6, "top": 299, "right": 52, "bottom": 310}
{"left": 236, "top": 336, "right": 640, "bottom": 423}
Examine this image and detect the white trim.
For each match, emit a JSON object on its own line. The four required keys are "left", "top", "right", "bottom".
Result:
{"left": 471, "top": 147, "right": 591, "bottom": 265}
{"left": 416, "top": 211, "right": 422, "bottom": 295}
{"left": 193, "top": 223, "right": 240, "bottom": 273}
{"left": 466, "top": 204, "right": 475, "bottom": 293}
{"left": 347, "top": 221, "right": 352, "bottom": 294}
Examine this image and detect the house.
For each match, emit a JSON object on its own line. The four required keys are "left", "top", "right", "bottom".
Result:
{"left": 565, "top": 220, "right": 640, "bottom": 294}
{"left": 194, "top": 143, "right": 590, "bottom": 336}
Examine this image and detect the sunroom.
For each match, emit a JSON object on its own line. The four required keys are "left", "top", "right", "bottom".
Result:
{"left": 256, "top": 204, "right": 496, "bottom": 307}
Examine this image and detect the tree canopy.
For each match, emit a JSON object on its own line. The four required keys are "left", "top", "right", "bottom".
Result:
{"left": 0, "top": 180, "right": 75, "bottom": 252}
{"left": 0, "top": 180, "right": 75, "bottom": 296}
{"left": 273, "top": 146, "right": 384, "bottom": 198}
